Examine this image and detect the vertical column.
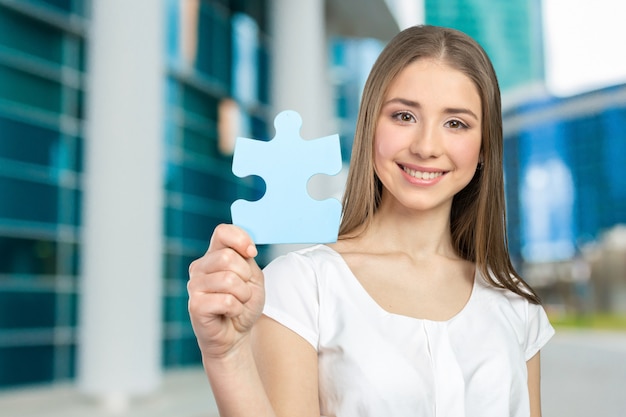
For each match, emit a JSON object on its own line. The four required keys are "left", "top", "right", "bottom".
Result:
{"left": 270, "top": 0, "right": 333, "bottom": 139}
{"left": 268, "top": 0, "right": 327, "bottom": 254}
{"left": 269, "top": 0, "right": 347, "bottom": 258}
{"left": 78, "top": 0, "right": 164, "bottom": 410}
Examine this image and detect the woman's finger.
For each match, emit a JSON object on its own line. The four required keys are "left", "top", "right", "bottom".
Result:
{"left": 189, "top": 246, "right": 253, "bottom": 282}
{"left": 187, "top": 269, "right": 253, "bottom": 305}
{"left": 209, "top": 224, "right": 257, "bottom": 259}
{"left": 189, "top": 292, "right": 245, "bottom": 319}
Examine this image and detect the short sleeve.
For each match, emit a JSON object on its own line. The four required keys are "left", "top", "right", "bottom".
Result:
{"left": 524, "top": 302, "right": 555, "bottom": 360}
{"left": 262, "top": 251, "right": 320, "bottom": 350}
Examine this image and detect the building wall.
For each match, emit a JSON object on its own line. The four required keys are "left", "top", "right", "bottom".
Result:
{"left": 503, "top": 84, "right": 626, "bottom": 265}
{"left": 0, "top": 0, "right": 273, "bottom": 390}
{"left": 0, "top": 0, "right": 87, "bottom": 387}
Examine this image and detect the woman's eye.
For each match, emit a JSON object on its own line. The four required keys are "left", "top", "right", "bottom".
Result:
{"left": 446, "top": 120, "right": 468, "bottom": 129}
{"left": 393, "top": 112, "right": 415, "bottom": 122}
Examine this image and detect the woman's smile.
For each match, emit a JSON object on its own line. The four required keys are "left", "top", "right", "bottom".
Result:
{"left": 399, "top": 164, "right": 447, "bottom": 182}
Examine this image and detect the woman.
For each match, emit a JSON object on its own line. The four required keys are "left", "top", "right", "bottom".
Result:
{"left": 188, "top": 25, "right": 554, "bottom": 417}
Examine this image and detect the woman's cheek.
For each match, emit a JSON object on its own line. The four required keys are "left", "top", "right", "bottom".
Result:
{"left": 373, "top": 124, "right": 402, "bottom": 162}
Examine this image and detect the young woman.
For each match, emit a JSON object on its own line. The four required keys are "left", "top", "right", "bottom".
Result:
{"left": 188, "top": 25, "right": 554, "bottom": 417}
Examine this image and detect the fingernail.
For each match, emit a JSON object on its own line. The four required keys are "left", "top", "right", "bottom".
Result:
{"left": 247, "top": 245, "right": 258, "bottom": 258}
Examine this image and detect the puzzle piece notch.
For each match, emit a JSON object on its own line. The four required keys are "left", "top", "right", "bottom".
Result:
{"left": 231, "top": 110, "right": 342, "bottom": 244}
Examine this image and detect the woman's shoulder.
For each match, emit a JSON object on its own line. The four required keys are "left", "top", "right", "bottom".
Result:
{"left": 474, "top": 269, "right": 554, "bottom": 358}
{"left": 474, "top": 268, "right": 548, "bottom": 322}
{"left": 473, "top": 269, "right": 529, "bottom": 311}
{"left": 475, "top": 268, "right": 530, "bottom": 297}
{"left": 263, "top": 244, "right": 341, "bottom": 275}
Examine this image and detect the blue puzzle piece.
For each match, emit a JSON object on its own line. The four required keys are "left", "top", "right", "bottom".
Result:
{"left": 231, "top": 110, "right": 342, "bottom": 244}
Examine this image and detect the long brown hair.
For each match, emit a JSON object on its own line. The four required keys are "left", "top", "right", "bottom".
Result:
{"left": 339, "top": 25, "right": 540, "bottom": 304}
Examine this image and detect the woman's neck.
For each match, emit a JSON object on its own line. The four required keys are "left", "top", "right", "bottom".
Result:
{"left": 360, "top": 201, "right": 458, "bottom": 260}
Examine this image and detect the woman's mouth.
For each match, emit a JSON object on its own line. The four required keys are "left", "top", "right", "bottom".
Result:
{"left": 401, "top": 165, "right": 445, "bottom": 180}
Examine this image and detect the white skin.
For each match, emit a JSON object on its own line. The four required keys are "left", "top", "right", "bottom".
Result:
{"left": 187, "top": 58, "right": 543, "bottom": 417}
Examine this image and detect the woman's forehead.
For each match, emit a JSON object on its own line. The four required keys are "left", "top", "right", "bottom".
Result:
{"left": 383, "top": 59, "right": 481, "bottom": 115}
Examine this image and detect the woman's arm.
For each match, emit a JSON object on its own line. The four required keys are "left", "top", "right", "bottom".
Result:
{"left": 203, "top": 337, "right": 278, "bottom": 417}
{"left": 527, "top": 351, "right": 543, "bottom": 417}
{"left": 252, "top": 315, "right": 320, "bottom": 417}
{"left": 197, "top": 309, "right": 319, "bottom": 417}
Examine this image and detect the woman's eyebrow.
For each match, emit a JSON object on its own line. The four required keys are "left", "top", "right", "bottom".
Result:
{"left": 383, "top": 97, "right": 420, "bottom": 108}
{"left": 443, "top": 107, "right": 479, "bottom": 121}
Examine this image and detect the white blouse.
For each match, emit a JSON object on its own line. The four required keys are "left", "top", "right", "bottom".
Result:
{"left": 262, "top": 245, "right": 555, "bottom": 417}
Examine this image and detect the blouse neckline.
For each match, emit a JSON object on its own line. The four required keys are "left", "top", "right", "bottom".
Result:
{"left": 316, "top": 244, "right": 480, "bottom": 324}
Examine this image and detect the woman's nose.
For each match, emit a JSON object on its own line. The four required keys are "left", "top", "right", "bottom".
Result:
{"left": 409, "top": 123, "right": 442, "bottom": 159}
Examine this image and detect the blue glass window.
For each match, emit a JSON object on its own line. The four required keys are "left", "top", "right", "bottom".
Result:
{"left": 0, "top": 345, "right": 54, "bottom": 386}
{"left": 0, "top": 116, "right": 61, "bottom": 167}
{"left": 0, "top": 291, "right": 56, "bottom": 329}
{"left": 0, "top": 237, "right": 57, "bottom": 275}
{"left": 0, "top": 7, "right": 64, "bottom": 64}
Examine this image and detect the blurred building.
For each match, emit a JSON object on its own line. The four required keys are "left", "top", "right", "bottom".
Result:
{"left": 502, "top": 84, "right": 626, "bottom": 313}
{"left": 0, "top": 0, "right": 400, "bottom": 408}
{"left": 503, "top": 84, "right": 626, "bottom": 264}
{"left": 424, "top": 0, "right": 545, "bottom": 93}
{"left": 0, "top": 0, "right": 88, "bottom": 389}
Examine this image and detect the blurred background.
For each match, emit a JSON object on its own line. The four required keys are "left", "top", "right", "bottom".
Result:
{"left": 0, "top": 0, "right": 624, "bottom": 416}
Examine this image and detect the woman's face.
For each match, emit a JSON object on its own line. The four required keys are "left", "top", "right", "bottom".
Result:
{"left": 373, "top": 58, "right": 482, "bottom": 215}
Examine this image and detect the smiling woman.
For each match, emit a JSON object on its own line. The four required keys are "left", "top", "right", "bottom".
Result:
{"left": 188, "top": 25, "right": 554, "bottom": 417}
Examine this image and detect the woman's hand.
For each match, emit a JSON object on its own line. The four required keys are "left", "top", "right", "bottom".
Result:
{"left": 188, "top": 224, "right": 265, "bottom": 360}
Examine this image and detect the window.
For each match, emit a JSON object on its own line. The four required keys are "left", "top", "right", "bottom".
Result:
{"left": 0, "top": 237, "right": 57, "bottom": 275}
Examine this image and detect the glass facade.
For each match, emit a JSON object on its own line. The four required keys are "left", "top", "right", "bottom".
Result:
{"left": 0, "top": 0, "right": 271, "bottom": 388}
{"left": 503, "top": 84, "right": 626, "bottom": 264}
{"left": 0, "top": 0, "right": 87, "bottom": 387}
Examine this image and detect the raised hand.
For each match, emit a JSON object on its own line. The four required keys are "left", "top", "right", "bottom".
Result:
{"left": 188, "top": 224, "right": 265, "bottom": 359}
